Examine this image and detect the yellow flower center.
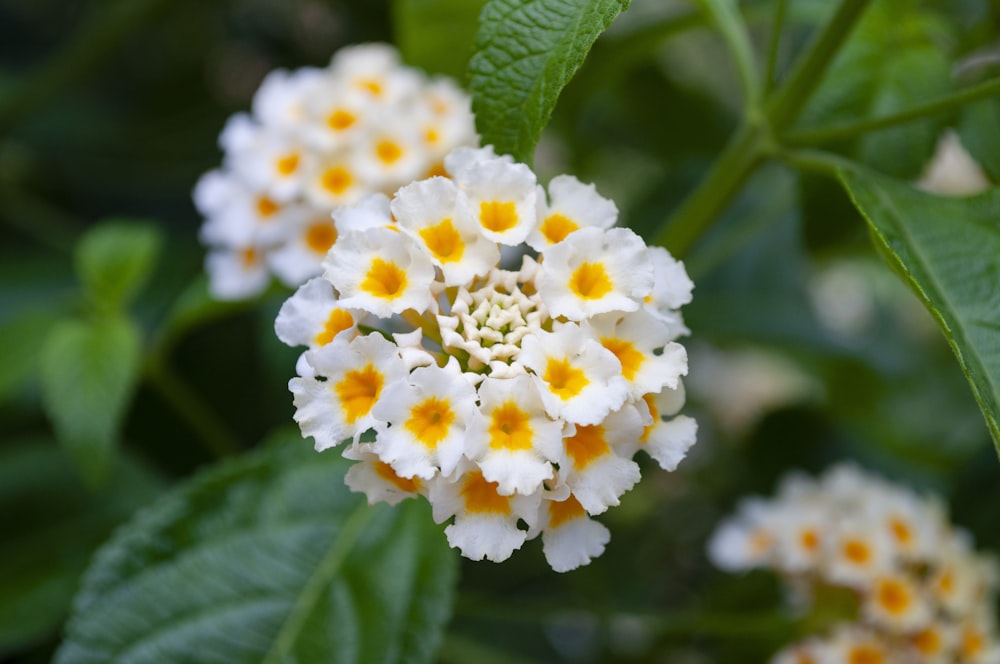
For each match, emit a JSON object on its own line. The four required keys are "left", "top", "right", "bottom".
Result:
{"left": 548, "top": 496, "right": 586, "bottom": 529}
{"left": 313, "top": 309, "right": 355, "bottom": 346}
{"left": 276, "top": 153, "right": 300, "bottom": 176}
{"left": 640, "top": 393, "right": 658, "bottom": 443}
{"left": 479, "top": 201, "right": 518, "bottom": 232}
{"left": 304, "top": 221, "right": 337, "bottom": 255}
{"left": 889, "top": 517, "right": 913, "bottom": 545}
{"left": 334, "top": 364, "right": 384, "bottom": 423}
{"left": 257, "top": 196, "right": 279, "bottom": 218}
{"left": 240, "top": 247, "right": 259, "bottom": 267}
{"left": 800, "top": 528, "right": 819, "bottom": 552}
{"left": 358, "top": 78, "right": 383, "bottom": 96}
{"left": 542, "top": 358, "right": 589, "bottom": 400}
{"left": 600, "top": 338, "right": 643, "bottom": 381}
{"left": 843, "top": 539, "right": 871, "bottom": 565}
{"left": 461, "top": 471, "right": 510, "bottom": 515}
{"left": 569, "top": 262, "right": 612, "bottom": 299}
{"left": 488, "top": 402, "right": 534, "bottom": 451}
{"left": 404, "top": 397, "right": 456, "bottom": 449}
{"left": 876, "top": 578, "right": 911, "bottom": 615}
{"left": 321, "top": 166, "right": 353, "bottom": 195}
{"left": 564, "top": 425, "right": 610, "bottom": 470}
{"left": 376, "top": 140, "right": 403, "bottom": 165}
{"left": 360, "top": 258, "right": 407, "bottom": 299}
{"left": 327, "top": 109, "right": 356, "bottom": 131}
{"left": 848, "top": 646, "right": 883, "bottom": 664}
{"left": 419, "top": 218, "right": 464, "bottom": 263}
{"left": 374, "top": 461, "right": 421, "bottom": 493}
{"left": 913, "top": 627, "right": 941, "bottom": 654}
{"left": 539, "top": 213, "right": 579, "bottom": 244}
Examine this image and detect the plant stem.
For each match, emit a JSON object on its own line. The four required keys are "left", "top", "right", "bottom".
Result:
{"left": 784, "top": 76, "right": 1000, "bottom": 145}
{"left": 697, "top": 0, "right": 761, "bottom": 111}
{"left": 766, "top": 0, "right": 872, "bottom": 128}
{"left": 144, "top": 356, "right": 242, "bottom": 458}
{"left": 653, "top": 119, "right": 773, "bottom": 256}
{"left": 764, "top": 0, "right": 789, "bottom": 94}
{"left": 778, "top": 147, "right": 859, "bottom": 178}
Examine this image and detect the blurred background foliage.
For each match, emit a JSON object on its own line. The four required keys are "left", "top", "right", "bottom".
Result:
{"left": 2, "top": 0, "right": 1000, "bottom": 662}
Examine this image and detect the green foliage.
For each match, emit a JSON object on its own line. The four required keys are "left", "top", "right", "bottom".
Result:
{"left": 468, "top": 0, "right": 631, "bottom": 164}
{"left": 0, "top": 440, "right": 162, "bottom": 655}
{"left": 0, "top": 311, "right": 60, "bottom": 401}
{"left": 40, "top": 315, "right": 142, "bottom": 486}
{"left": 55, "top": 432, "right": 459, "bottom": 664}
{"left": 393, "top": 0, "right": 487, "bottom": 79}
{"left": 74, "top": 220, "right": 163, "bottom": 311}
{"left": 841, "top": 167, "right": 1000, "bottom": 451}
{"left": 958, "top": 98, "right": 1000, "bottom": 183}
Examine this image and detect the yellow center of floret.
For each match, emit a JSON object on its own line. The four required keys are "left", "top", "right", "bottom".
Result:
{"left": 843, "top": 538, "right": 871, "bottom": 565}
{"left": 334, "top": 363, "right": 384, "bottom": 423}
{"left": 461, "top": 471, "right": 510, "bottom": 515}
{"left": 358, "top": 78, "right": 383, "bottom": 96}
{"left": 426, "top": 162, "right": 448, "bottom": 179}
{"left": 889, "top": 517, "right": 913, "bottom": 545}
{"left": 539, "top": 213, "right": 579, "bottom": 244}
{"left": 488, "top": 402, "right": 534, "bottom": 451}
{"left": 569, "top": 262, "right": 612, "bottom": 299}
{"left": 793, "top": 653, "right": 815, "bottom": 664}
{"left": 360, "top": 258, "right": 407, "bottom": 299}
{"left": 600, "top": 338, "right": 643, "bottom": 381}
{"left": 543, "top": 358, "right": 589, "bottom": 400}
{"left": 404, "top": 397, "right": 456, "bottom": 449}
{"left": 304, "top": 221, "right": 337, "bottom": 255}
{"left": 876, "top": 578, "right": 911, "bottom": 615}
{"left": 564, "top": 425, "right": 610, "bottom": 470}
{"left": 314, "top": 309, "right": 355, "bottom": 346}
{"left": 418, "top": 218, "right": 464, "bottom": 263}
{"left": 257, "top": 196, "right": 279, "bottom": 218}
{"left": 240, "top": 247, "right": 259, "bottom": 267}
{"left": 548, "top": 495, "right": 586, "bottom": 529}
{"left": 374, "top": 461, "right": 421, "bottom": 493}
{"left": 321, "top": 166, "right": 353, "bottom": 195}
{"left": 913, "top": 627, "right": 941, "bottom": 654}
{"left": 327, "top": 109, "right": 356, "bottom": 131}
{"left": 848, "top": 646, "right": 883, "bottom": 664}
{"left": 936, "top": 569, "right": 955, "bottom": 596}
{"left": 479, "top": 201, "right": 518, "bottom": 232}
{"left": 962, "top": 626, "right": 985, "bottom": 656}
{"left": 424, "top": 127, "right": 440, "bottom": 145}
{"left": 640, "top": 393, "right": 658, "bottom": 443}
{"left": 800, "top": 528, "right": 819, "bottom": 552}
{"left": 376, "top": 140, "right": 403, "bottom": 165}
{"left": 276, "top": 153, "right": 300, "bottom": 176}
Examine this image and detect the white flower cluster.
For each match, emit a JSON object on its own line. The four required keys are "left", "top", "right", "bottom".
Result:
{"left": 194, "top": 44, "right": 477, "bottom": 300}
{"left": 276, "top": 146, "right": 697, "bottom": 572}
{"left": 709, "top": 464, "right": 1000, "bottom": 663}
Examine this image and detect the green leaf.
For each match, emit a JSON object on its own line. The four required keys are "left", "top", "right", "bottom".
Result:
{"left": 468, "top": 0, "right": 631, "bottom": 164}
{"left": 798, "top": 1, "right": 953, "bottom": 178}
{"left": 958, "top": 98, "right": 1000, "bottom": 184}
{"left": 40, "top": 315, "right": 143, "bottom": 486}
{"left": 75, "top": 220, "right": 163, "bottom": 309}
{"left": 56, "top": 431, "right": 459, "bottom": 664}
{"left": 0, "top": 310, "right": 60, "bottom": 402}
{"left": 393, "top": 0, "right": 488, "bottom": 79}
{"left": 840, "top": 167, "right": 1000, "bottom": 451}
{"left": 0, "top": 440, "right": 162, "bottom": 655}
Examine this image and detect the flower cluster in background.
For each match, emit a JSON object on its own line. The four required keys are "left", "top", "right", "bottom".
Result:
{"left": 275, "top": 145, "right": 697, "bottom": 571}
{"left": 710, "top": 464, "right": 1000, "bottom": 663}
{"left": 194, "top": 43, "right": 477, "bottom": 299}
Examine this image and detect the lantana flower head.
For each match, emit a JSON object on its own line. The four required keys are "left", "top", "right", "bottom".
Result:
{"left": 709, "top": 463, "right": 1000, "bottom": 663}
{"left": 277, "top": 146, "right": 697, "bottom": 571}
{"left": 194, "top": 43, "right": 477, "bottom": 300}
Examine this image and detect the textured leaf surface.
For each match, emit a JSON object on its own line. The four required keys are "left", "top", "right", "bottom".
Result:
{"left": 393, "top": 0, "right": 487, "bottom": 79}
{"left": 0, "top": 441, "right": 162, "bottom": 655}
{"left": 841, "top": 167, "right": 1000, "bottom": 450}
{"left": 56, "top": 432, "right": 459, "bottom": 664}
{"left": 469, "top": 0, "right": 631, "bottom": 163}
{"left": 40, "top": 315, "right": 142, "bottom": 486}
{"left": 75, "top": 220, "right": 163, "bottom": 309}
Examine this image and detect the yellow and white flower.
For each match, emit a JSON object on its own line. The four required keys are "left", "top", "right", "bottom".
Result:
{"left": 453, "top": 154, "right": 538, "bottom": 245}
{"left": 274, "top": 276, "right": 362, "bottom": 350}
{"left": 526, "top": 174, "right": 618, "bottom": 251}
{"left": 533, "top": 495, "right": 611, "bottom": 573}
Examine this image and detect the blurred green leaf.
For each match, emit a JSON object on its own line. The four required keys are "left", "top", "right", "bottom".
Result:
{"left": 468, "top": 0, "right": 631, "bottom": 163}
{"left": 56, "top": 431, "right": 459, "bottom": 664}
{"left": 40, "top": 315, "right": 142, "bottom": 486}
{"left": 74, "top": 220, "right": 163, "bottom": 310}
{"left": 958, "top": 98, "right": 1000, "bottom": 184}
{"left": 840, "top": 167, "right": 1000, "bottom": 452}
{"left": 798, "top": 1, "right": 953, "bottom": 178}
{"left": 393, "top": 0, "right": 487, "bottom": 79}
{"left": 0, "top": 310, "right": 60, "bottom": 401}
{"left": 0, "top": 440, "right": 162, "bottom": 656}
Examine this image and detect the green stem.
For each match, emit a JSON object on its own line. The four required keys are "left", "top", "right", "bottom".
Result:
{"left": 653, "top": 120, "right": 773, "bottom": 255}
{"left": 697, "top": 0, "right": 761, "bottom": 110}
{"left": 784, "top": 76, "right": 1000, "bottom": 146}
{"left": 778, "top": 147, "right": 859, "bottom": 178}
{"left": 764, "top": 0, "right": 789, "bottom": 94}
{"left": 0, "top": 0, "right": 171, "bottom": 135}
{"left": 766, "top": 0, "right": 872, "bottom": 128}
{"left": 144, "top": 357, "right": 242, "bottom": 458}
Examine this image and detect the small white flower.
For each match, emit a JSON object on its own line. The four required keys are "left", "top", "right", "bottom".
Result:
{"left": 205, "top": 246, "right": 271, "bottom": 300}
{"left": 632, "top": 385, "right": 697, "bottom": 471}
{"left": 587, "top": 309, "right": 687, "bottom": 397}
{"left": 453, "top": 155, "right": 538, "bottom": 245}
{"left": 535, "top": 495, "right": 610, "bottom": 573}
{"left": 343, "top": 444, "right": 424, "bottom": 506}
{"left": 526, "top": 174, "right": 617, "bottom": 251}
{"left": 274, "top": 276, "right": 361, "bottom": 349}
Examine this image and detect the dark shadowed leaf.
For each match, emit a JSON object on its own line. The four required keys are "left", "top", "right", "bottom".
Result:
{"left": 393, "top": 0, "right": 487, "bottom": 79}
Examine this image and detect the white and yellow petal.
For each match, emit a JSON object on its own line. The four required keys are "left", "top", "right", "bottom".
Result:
{"left": 536, "top": 495, "right": 610, "bottom": 573}
{"left": 370, "top": 359, "right": 478, "bottom": 480}
{"left": 863, "top": 571, "right": 932, "bottom": 632}
{"left": 453, "top": 155, "right": 537, "bottom": 245}
{"left": 633, "top": 385, "right": 698, "bottom": 471}
{"left": 333, "top": 192, "right": 395, "bottom": 234}
{"left": 587, "top": 309, "right": 688, "bottom": 397}
{"left": 304, "top": 156, "right": 366, "bottom": 209}
{"left": 443, "top": 145, "right": 512, "bottom": 177}
{"left": 538, "top": 227, "right": 653, "bottom": 320}
{"left": 526, "top": 175, "right": 618, "bottom": 251}
{"left": 251, "top": 66, "right": 324, "bottom": 130}
{"left": 205, "top": 245, "right": 271, "bottom": 300}
{"left": 391, "top": 176, "right": 500, "bottom": 286}
{"left": 274, "top": 276, "right": 362, "bottom": 349}
{"left": 268, "top": 207, "right": 339, "bottom": 286}
{"left": 355, "top": 128, "right": 427, "bottom": 190}
{"left": 323, "top": 226, "right": 436, "bottom": 317}
{"left": 517, "top": 324, "right": 628, "bottom": 426}
{"left": 289, "top": 333, "right": 406, "bottom": 450}
{"left": 465, "top": 375, "right": 563, "bottom": 496}
{"left": 343, "top": 444, "right": 424, "bottom": 506}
